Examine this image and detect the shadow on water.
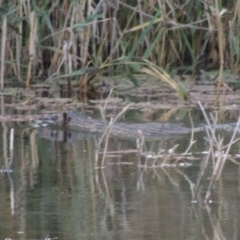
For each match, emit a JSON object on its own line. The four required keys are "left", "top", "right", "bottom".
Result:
{"left": 0, "top": 123, "right": 240, "bottom": 240}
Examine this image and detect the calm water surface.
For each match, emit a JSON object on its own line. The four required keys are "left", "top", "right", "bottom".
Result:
{"left": 0, "top": 125, "right": 240, "bottom": 240}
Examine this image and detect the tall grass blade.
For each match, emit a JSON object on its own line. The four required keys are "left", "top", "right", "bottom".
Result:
{"left": 1, "top": 16, "right": 7, "bottom": 90}
{"left": 126, "top": 9, "right": 162, "bottom": 61}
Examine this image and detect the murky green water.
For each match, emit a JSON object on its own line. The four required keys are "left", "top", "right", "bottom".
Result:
{"left": 1, "top": 124, "right": 240, "bottom": 240}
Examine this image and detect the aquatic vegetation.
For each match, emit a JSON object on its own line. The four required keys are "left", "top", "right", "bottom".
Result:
{"left": 0, "top": 0, "right": 239, "bottom": 96}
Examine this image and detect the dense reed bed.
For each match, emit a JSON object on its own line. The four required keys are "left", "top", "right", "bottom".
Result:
{"left": 0, "top": 0, "right": 240, "bottom": 89}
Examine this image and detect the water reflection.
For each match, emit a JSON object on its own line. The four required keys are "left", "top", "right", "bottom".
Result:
{"left": 0, "top": 125, "right": 240, "bottom": 240}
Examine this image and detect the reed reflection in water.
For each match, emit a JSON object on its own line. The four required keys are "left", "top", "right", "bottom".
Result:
{"left": 0, "top": 126, "right": 240, "bottom": 240}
